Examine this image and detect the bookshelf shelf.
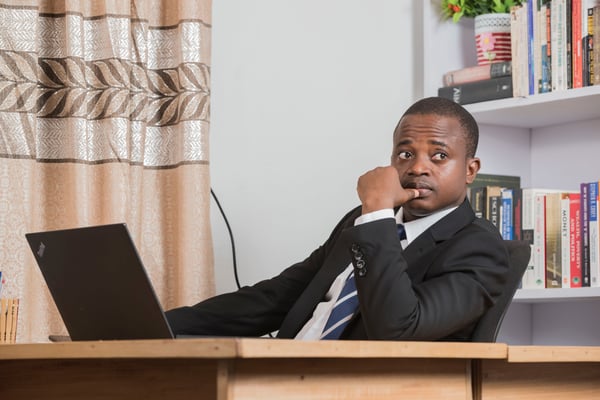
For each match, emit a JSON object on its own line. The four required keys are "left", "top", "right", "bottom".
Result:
{"left": 514, "top": 287, "right": 600, "bottom": 303}
{"left": 465, "top": 86, "right": 600, "bottom": 128}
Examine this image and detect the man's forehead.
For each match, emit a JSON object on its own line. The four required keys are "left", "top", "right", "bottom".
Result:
{"left": 394, "top": 114, "right": 463, "bottom": 140}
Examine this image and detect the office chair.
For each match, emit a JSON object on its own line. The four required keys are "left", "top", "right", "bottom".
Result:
{"left": 470, "top": 240, "right": 531, "bottom": 342}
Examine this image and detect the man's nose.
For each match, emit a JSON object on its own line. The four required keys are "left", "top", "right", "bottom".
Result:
{"left": 407, "top": 156, "right": 430, "bottom": 175}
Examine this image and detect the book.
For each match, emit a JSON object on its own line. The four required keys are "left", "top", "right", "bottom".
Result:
{"left": 551, "top": 0, "right": 569, "bottom": 92}
{"left": 561, "top": 192, "right": 572, "bottom": 288}
{"left": 545, "top": 192, "right": 562, "bottom": 288}
{"left": 594, "top": 5, "right": 600, "bottom": 85}
{"left": 534, "top": 193, "right": 548, "bottom": 288}
{"left": 513, "top": 187, "right": 524, "bottom": 241}
{"left": 581, "top": 182, "right": 591, "bottom": 286}
{"left": 470, "top": 173, "right": 522, "bottom": 189}
{"left": 521, "top": 188, "right": 564, "bottom": 289}
{"left": 573, "top": 0, "right": 584, "bottom": 88}
{"left": 501, "top": 188, "right": 514, "bottom": 240}
{"left": 437, "top": 76, "right": 513, "bottom": 105}
{"left": 442, "top": 61, "right": 512, "bottom": 86}
{"left": 570, "top": 193, "right": 583, "bottom": 287}
{"left": 469, "top": 174, "right": 521, "bottom": 235}
{"left": 583, "top": 4, "right": 596, "bottom": 85}
{"left": 589, "top": 181, "right": 599, "bottom": 286}
{"left": 528, "top": 0, "right": 537, "bottom": 95}
{"left": 512, "top": 3, "right": 530, "bottom": 97}
{"left": 566, "top": 0, "right": 574, "bottom": 89}
{"left": 539, "top": 1, "right": 552, "bottom": 93}
{"left": 470, "top": 186, "right": 487, "bottom": 218}
{"left": 486, "top": 186, "right": 503, "bottom": 231}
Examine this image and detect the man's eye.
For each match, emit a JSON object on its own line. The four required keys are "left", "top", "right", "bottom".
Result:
{"left": 432, "top": 152, "right": 447, "bottom": 161}
{"left": 397, "top": 151, "right": 412, "bottom": 160}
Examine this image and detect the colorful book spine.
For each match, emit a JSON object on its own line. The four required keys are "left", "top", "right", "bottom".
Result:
{"left": 486, "top": 186, "right": 503, "bottom": 232}
{"left": 566, "top": 0, "right": 573, "bottom": 89}
{"left": 528, "top": 0, "right": 537, "bottom": 95}
{"left": 561, "top": 192, "right": 572, "bottom": 288}
{"left": 593, "top": 6, "right": 600, "bottom": 85}
{"left": 581, "top": 182, "right": 591, "bottom": 286}
{"left": 512, "top": 3, "right": 530, "bottom": 97}
{"left": 501, "top": 188, "right": 514, "bottom": 240}
{"left": 442, "top": 61, "right": 512, "bottom": 86}
{"left": 539, "top": 1, "right": 552, "bottom": 93}
{"left": 513, "top": 187, "right": 524, "bottom": 241}
{"left": 551, "top": 0, "right": 569, "bottom": 91}
{"left": 470, "top": 186, "right": 486, "bottom": 218}
{"left": 570, "top": 193, "right": 583, "bottom": 287}
{"left": 572, "top": 0, "right": 584, "bottom": 88}
{"left": 534, "top": 193, "right": 548, "bottom": 288}
{"left": 437, "top": 76, "right": 513, "bottom": 105}
{"left": 589, "top": 181, "right": 599, "bottom": 286}
{"left": 545, "top": 192, "right": 562, "bottom": 288}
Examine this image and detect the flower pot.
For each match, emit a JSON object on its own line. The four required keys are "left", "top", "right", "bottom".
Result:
{"left": 474, "top": 13, "right": 511, "bottom": 65}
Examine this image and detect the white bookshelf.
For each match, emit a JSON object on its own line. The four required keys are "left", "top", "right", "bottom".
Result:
{"left": 465, "top": 85, "right": 600, "bottom": 128}
{"left": 420, "top": 1, "right": 600, "bottom": 345}
{"left": 514, "top": 287, "right": 600, "bottom": 303}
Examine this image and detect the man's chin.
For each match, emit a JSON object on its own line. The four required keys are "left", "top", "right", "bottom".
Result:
{"left": 403, "top": 201, "right": 435, "bottom": 220}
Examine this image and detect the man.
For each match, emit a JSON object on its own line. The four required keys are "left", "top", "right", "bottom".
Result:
{"left": 166, "top": 97, "right": 509, "bottom": 341}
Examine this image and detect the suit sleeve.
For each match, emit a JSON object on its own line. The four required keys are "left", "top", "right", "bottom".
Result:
{"left": 343, "top": 217, "right": 509, "bottom": 340}
{"left": 165, "top": 207, "right": 361, "bottom": 337}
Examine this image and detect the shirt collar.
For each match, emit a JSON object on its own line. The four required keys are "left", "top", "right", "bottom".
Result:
{"left": 395, "top": 206, "right": 457, "bottom": 245}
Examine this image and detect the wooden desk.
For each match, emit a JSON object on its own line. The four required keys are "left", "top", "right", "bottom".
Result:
{"left": 479, "top": 346, "right": 600, "bottom": 400}
{"left": 0, "top": 339, "right": 505, "bottom": 400}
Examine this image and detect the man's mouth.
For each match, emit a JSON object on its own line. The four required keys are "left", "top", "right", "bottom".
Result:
{"left": 403, "top": 181, "right": 433, "bottom": 198}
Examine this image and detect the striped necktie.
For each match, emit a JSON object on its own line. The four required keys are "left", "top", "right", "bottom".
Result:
{"left": 320, "top": 223, "right": 405, "bottom": 340}
{"left": 320, "top": 271, "right": 358, "bottom": 339}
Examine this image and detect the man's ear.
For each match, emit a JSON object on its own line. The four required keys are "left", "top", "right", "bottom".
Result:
{"left": 466, "top": 157, "right": 481, "bottom": 184}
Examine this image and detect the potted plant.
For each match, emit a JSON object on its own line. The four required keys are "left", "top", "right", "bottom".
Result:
{"left": 440, "top": 0, "right": 524, "bottom": 65}
{"left": 441, "top": 0, "right": 523, "bottom": 23}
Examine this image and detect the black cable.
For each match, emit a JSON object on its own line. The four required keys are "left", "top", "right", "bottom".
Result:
{"left": 210, "top": 188, "right": 242, "bottom": 290}
{"left": 210, "top": 188, "right": 274, "bottom": 338}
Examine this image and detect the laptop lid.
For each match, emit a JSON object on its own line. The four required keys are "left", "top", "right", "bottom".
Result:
{"left": 26, "top": 223, "right": 174, "bottom": 341}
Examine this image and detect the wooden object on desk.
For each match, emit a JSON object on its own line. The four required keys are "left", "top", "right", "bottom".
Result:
{"left": 480, "top": 346, "right": 600, "bottom": 400}
{"left": 0, "top": 338, "right": 506, "bottom": 400}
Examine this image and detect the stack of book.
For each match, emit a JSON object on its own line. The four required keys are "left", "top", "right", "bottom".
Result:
{"left": 510, "top": 1, "right": 600, "bottom": 97}
{"left": 437, "top": 61, "right": 514, "bottom": 105}
{"left": 0, "top": 272, "right": 19, "bottom": 344}
{"left": 439, "top": 2, "right": 600, "bottom": 105}
{"left": 469, "top": 174, "right": 600, "bottom": 290}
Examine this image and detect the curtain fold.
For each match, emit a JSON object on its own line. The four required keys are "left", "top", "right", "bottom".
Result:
{"left": 0, "top": 0, "right": 213, "bottom": 342}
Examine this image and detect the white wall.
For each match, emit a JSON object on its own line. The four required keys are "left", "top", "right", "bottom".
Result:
{"left": 209, "top": 1, "right": 418, "bottom": 294}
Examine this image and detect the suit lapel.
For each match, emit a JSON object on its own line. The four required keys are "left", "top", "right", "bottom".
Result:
{"left": 398, "top": 199, "right": 476, "bottom": 283}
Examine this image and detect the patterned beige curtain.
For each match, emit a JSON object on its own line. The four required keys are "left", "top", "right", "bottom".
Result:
{"left": 0, "top": 0, "right": 213, "bottom": 342}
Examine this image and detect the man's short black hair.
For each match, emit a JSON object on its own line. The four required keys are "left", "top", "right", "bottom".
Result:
{"left": 399, "top": 97, "right": 479, "bottom": 159}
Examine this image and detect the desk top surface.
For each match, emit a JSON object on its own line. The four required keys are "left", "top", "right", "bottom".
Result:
{"left": 0, "top": 338, "right": 508, "bottom": 360}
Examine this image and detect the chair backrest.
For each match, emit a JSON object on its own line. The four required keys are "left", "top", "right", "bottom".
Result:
{"left": 470, "top": 240, "right": 531, "bottom": 342}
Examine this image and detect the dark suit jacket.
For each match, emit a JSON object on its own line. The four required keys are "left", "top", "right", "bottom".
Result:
{"left": 166, "top": 199, "right": 510, "bottom": 341}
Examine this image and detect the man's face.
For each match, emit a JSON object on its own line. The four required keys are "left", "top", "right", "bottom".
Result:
{"left": 391, "top": 113, "right": 479, "bottom": 222}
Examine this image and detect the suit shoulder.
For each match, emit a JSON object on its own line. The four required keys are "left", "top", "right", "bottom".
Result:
{"left": 472, "top": 216, "right": 504, "bottom": 238}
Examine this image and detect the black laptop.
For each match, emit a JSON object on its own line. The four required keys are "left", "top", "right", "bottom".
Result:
{"left": 26, "top": 223, "right": 175, "bottom": 341}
